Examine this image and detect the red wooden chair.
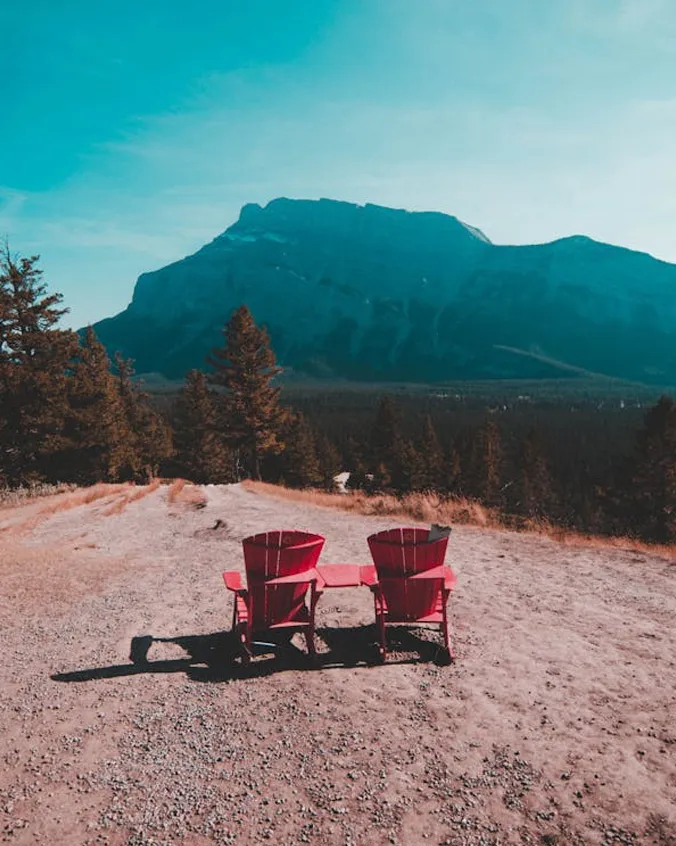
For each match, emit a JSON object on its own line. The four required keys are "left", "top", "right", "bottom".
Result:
{"left": 223, "top": 530, "right": 325, "bottom": 663}
{"left": 361, "top": 527, "right": 457, "bottom": 661}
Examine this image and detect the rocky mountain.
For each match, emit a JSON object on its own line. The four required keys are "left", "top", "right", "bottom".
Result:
{"left": 92, "top": 197, "right": 676, "bottom": 384}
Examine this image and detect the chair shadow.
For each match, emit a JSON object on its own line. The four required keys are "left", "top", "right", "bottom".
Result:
{"left": 50, "top": 625, "right": 447, "bottom": 685}
{"left": 317, "top": 625, "right": 449, "bottom": 667}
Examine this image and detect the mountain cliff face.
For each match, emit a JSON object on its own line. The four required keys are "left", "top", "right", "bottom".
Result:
{"left": 92, "top": 198, "right": 676, "bottom": 384}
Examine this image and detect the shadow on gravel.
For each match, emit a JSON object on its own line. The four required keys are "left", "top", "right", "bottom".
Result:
{"left": 318, "top": 625, "right": 451, "bottom": 668}
{"left": 51, "top": 626, "right": 449, "bottom": 685}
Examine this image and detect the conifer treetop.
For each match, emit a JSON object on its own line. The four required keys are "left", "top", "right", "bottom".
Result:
{"left": 207, "top": 304, "right": 282, "bottom": 387}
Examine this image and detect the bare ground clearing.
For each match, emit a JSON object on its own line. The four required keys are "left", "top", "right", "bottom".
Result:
{"left": 0, "top": 483, "right": 675, "bottom": 846}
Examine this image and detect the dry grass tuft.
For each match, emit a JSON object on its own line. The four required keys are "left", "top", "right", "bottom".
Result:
{"left": 545, "top": 526, "right": 676, "bottom": 561}
{"left": 167, "top": 478, "right": 186, "bottom": 503}
{"left": 1, "top": 484, "right": 131, "bottom": 535}
{"left": 103, "top": 498, "right": 128, "bottom": 517}
{"left": 243, "top": 481, "right": 676, "bottom": 560}
{"left": 0, "top": 482, "right": 76, "bottom": 510}
{"left": 166, "top": 479, "right": 207, "bottom": 509}
{"left": 41, "top": 484, "right": 131, "bottom": 516}
{"left": 102, "top": 479, "right": 162, "bottom": 517}
{"left": 242, "top": 481, "right": 493, "bottom": 527}
{"left": 129, "top": 478, "right": 161, "bottom": 501}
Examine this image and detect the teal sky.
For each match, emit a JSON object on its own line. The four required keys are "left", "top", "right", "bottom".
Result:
{"left": 2, "top": 0, "right": 676, "bottom": 328}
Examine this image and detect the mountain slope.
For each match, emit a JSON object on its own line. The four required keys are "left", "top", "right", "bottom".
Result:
{"left": 92, "top": 198, "right": 676, "bottom": 384}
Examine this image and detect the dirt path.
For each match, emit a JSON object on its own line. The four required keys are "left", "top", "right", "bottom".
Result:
{"left": 0, "top": 483, "right": 675, "bottom": 845}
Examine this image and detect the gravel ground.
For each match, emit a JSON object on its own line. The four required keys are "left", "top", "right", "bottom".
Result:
{"left": 0, "top": 482, "right": 675, "bottom": 846}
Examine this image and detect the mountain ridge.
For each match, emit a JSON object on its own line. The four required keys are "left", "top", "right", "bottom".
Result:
{"left": 92, "top": 197, "right": 676, "bottom": 384}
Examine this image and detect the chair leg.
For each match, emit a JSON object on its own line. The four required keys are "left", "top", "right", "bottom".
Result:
{"left": 230, "top": 602, "right": 251, "bottom": 665}
{"left": 375, "top": 596, "right": 387, "bottom": 661}
{"left": 304, "top": 623, "right": 317, "bottom": 659}
{"left": 241, "top": 622, "right": 252, "bottom": 665}
{"left": 305, "top": 582, "right": 319, "bottom": 660}
{"left": 442, "top": 602, "right": 453, "bottom": 661}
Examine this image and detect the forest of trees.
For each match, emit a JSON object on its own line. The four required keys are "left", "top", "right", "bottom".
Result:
{"left": 2, "top": 248, "right": 676, "bottom": 545}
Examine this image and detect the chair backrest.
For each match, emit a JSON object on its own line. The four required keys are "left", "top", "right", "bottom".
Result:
{"left": 243, "top": 530, "right": 325, "bottom": 581}
{"left": 242, "top": 530, "right": 325, "bottom": 628}
{"left": 367, "top": 527, "right": 449, "bottom": 621}
{"left": 367, "top": 527, "right": 448, "bottom": 576}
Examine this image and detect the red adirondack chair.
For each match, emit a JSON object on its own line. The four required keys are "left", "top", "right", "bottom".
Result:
{"left": 362, "top": 527, "right": 457, "bottom": 661}
{"left": 223, "top": 530, "right": 325, "bottom": 663}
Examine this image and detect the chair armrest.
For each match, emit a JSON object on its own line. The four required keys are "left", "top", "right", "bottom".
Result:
{"left": 444, "top": 567, "right": 458, "bottom": 591}
{"left": 223, "top": 571, "right": 247, "bottom": 594}
{"left": 407, "top": 565, "right": 456, "bottom": 587}
{"left": 265, "top": 567, "right": 323, "bottom": 586}
{"left": 360, "top": 565, "right": 378, "bottom": 587}
{"left": 407, "top": 564, "right": 447, "bottom": 581}
{"left": 359, "top": 564, "right": 456, "bottom": 590}
{"left": 409, "top": 566, "right": 456, "bottom": 591}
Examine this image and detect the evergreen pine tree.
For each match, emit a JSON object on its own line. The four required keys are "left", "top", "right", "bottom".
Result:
{"left": 512, "top": 426, "right": 555, "bottom": 518}
{"left": 369, "top": 396, "right": 406, "bottom": 490}
{"left": 467, "top": 416, "right": 503, "bottom": 505}
{"left": 577, "top": 463, "right": 605, "bottom": 534}
{"left": 0, "top": 246, "right": 79, "bottom": 484}
{"left": 418, "top": 415, "right": 445, "bottom": 491}
{"left": 207, "top": 305, "right": 285, "bottom": 480}
{"left": 371, "top": 460, "right": 393, "bottom": 493}
{"left": 315, "top": 430, "right": 342, "bottom": 491}
{"left": 445, "top": 440, "right": 464, "bottom": 496}
{"left": 630, "top": 395, "right": 676, "bottom": 542}
{"left": 344, "top": 435, "right": 370, "bottom": 491}
{"left": 172, "top": 370, "right": 234, "bottom": 483}
{"left": 277, "top": 412, "right": 323, "bottom": 488}
{"left": 115, "top": 354, "right": 173, "bottom": 482}
{"left": 370, "top": 396, "right": 403, "bottom": 467}
{"left": 598, "top": 451, "right": 635, "bottom": 537}
{"left": 60, "top": 327, "right": 127, "bottom": 484}
{"left": 368, "top": 396, "right": 426, "bottom": 494}
{"left": 392, "top": 439, "right": 425, "bottom": 493}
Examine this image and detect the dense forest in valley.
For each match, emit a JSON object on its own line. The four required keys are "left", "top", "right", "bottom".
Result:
{"left": 2, "top": 249, "right": 675, "bottom": 546}
{"left": 274, "top": 389, "right": 651, "bottom": 533}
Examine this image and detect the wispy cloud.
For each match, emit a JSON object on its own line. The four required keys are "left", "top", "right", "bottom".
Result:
{"left": 0, "top": 188, "right": 29, "bottom": 237}
{"left": 40, "top": 219, "right": 183, "bottom": 258}
{"left": 569, "top": 0, "right": 675, "bottom": 35}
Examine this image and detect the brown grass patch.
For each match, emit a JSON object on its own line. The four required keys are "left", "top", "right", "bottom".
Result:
{"left": 545, "top": 526, "right": 676, "bottom": 561}
{"left": 242, "top": 481, "right": 492, "bottom": 526}
{"left": 167, "top": 478, "right": 186, "bottom": 503}
{"left": 0, "top": 482, "right": 76, "bottom": 510}
{"left": 166, "top": 479, "right": 207, "bottom": 509}
{"left": 103, "top": 497, "right": 129, "bottom": 517}
{"left": 45, "top": 483, "right": 131, "bottom": 512}
{"left": 102, "top": 479, "right": 162, "bottom": 516}
{"left": 243, "top": 481, "right": 676, "bottom": 560}
{"left": 129, "top": 478, "right": 161, "bottom": 501}
{"left": 0, "top": 484, "right": 132, "bottom": 535}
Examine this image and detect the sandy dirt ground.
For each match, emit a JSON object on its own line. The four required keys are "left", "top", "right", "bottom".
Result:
{"left": 0, "top": 482, "right": 675, "bottom": 846}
